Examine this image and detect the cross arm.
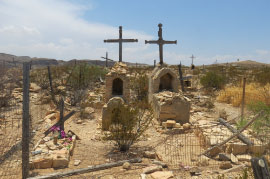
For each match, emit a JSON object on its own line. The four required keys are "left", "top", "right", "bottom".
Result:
{"left": 122, "top": 39, "right": 138, "bottom": 43}
{"left": 101, "top": 57, "right": 114, "bottom": 61}
{"left": 104, "top": 39, "right": 120, "bottom": 43}
{"left": 163, "top": 40, "right": 177, "bottom": 44}
{"left": 145, "top": 40, "right": 158, "bottom": 44}
{"left": 43, "top": 110, "right": 75, "bottom": 136}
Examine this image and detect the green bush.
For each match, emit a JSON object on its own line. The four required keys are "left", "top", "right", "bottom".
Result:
{"left": 130, "top": 72, "right": 149, "bottom": 101}
{"left": 254, "top": 67, "right": 270, "bottom": 85}
{"left": 104, "top": 101, "right": 152, "bottom": 152}
{"left": 66, "top": 63, "right": 107, "bottom": 90}
{"left": 248, "top": 101, "right": 270, "bottom": 135}
{"left": 200, "top": 71, "right": 226, "bottom": 90}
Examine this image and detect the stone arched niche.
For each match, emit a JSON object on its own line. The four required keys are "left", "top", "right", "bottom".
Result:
{"left": 151, "top": 68, "right": 179, "bottom": 94}
{"left": 159, "top": 73, "right": 173, "bottom": 92}
{"left": 112, "top": 78, "right": 123, "bottom": 95}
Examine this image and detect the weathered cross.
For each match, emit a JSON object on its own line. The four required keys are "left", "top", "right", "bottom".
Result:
{"left": 104, "top": 26, "right": 138, "bottom": 62}
{"left": 190, "top": 54, "right": 196, "bottom": 65}
{"left": 145, "top": 23, "right": 177, "bottom": 65}
{"left": 101, "top": 52, "right": 114, "bottom": 67}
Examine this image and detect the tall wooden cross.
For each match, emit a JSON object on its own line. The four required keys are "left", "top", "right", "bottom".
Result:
{"left": 190, "top": 54, "right": 196, "bottom": 65}
{"left": 145, "top": 23, "right": 177, "bottom": 65}
{"left": 104, "top": 26, "right": 138, "bottom": 62}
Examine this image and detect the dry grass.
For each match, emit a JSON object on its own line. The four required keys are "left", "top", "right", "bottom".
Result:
{"left": 217, "top": 83, "right": 270, "bottom": 107}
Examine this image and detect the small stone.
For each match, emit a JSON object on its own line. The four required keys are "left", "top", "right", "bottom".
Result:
{"left": 218, "top": 153, "right": 231, "bottom": 161}
{"left": 166, "top": 120, "right": 176, "bottom": 128}
{"left": 43, "top": 136, "right": 51, "bottom": 142}
{"left": 102, "top": 175, "right": 115, "bottom": 179}
{"left": 32, "top": 157, "right": 53, "bottom": 169}
{"left": 46, "top": 142, "right": 57, "bottom": 150}
{"left": 162, "top": 122, "right": 167, "bottom": 128}
{"left": 150, "top": 171, "right": 174, "bottom": 179}
{"left": 76, "top": 120, "right": 82, "bottom": 124}
{"left": 183, "top": 123, "right": 191, "bottom": 130}
{"left": 174, "top": 123, "right": 181, "bottom": 128}
{"left": 230, "top": 143, "right": 248, "bottom": 155}
{"left": 143, "top": 165, "right": 162, "bottom": 174}
{"left": 52, "top": 157, "right": 69, "bottom": 168}
{"left": 219, "top": 162, "right": 232, "bottom": 170}
{"left": 208, "top": 146, "right": 222, "bottom": 157}
{"left": 230, "top": 153, "right": 238, "bottom": 163}
{"left": 143, "top": 151, "right": 156, "bottom": 159}
{"left": 152, "top": 160, "right": 168, "bottom": 168}
{"left": 196, "top": 156, "right": 209, "bottom": 166}
{"left": 236, "top": 155, "right": 252, "bottom": 162}
{"left": 122, "top": 162, "right": 131, "bottom": 170}
{"left": 74, "top": 160, "right": 81, "bottom": 166}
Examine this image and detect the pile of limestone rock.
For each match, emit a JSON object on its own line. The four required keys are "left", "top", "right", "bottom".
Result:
{"left": 30, "top": 133, "right": 77, "bottom": 169}
{"left": 152, "top": 91, "right": 190, "bottom": 125}
{"left": 108, "top": 62, "right": 128, "bottom": 75}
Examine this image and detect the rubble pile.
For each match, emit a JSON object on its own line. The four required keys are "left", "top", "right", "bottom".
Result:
{"left": 108, "top": 62, "right": 128, "bottom": 75}
{"left": 152, "top": 91, "right": 190, "bottom": 124}
{"left": 30, "top": 133, "right": 77, "bottom": 169}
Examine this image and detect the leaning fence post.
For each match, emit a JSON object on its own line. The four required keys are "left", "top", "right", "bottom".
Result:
{"left": 59, "top": 98, "right": 64, "bottom": 131}
{"left": 22, "top": 62, "right": 30, "bottom": 179}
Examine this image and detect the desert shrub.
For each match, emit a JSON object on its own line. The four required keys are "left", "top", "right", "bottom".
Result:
{"left": 30, "top": 68, "right": 49, "bottom": 89}
{"left": 104, "top": 101, "right": 152, "bottom": 152}
{"left": 66, "top": 63, "right": 107, "bottom": 90}
{"left": 0, "top": 95, "right": 10, "bottom": 107}
{"left": 217, "top": 83, "right": 270, "bottom": 107}
{"left": 248, "top": 101, "right": 270, "bottom": 134}
{"left": 200, "top": 71, "right": 226, "bottom": 90}
{"left": 130, "top": 72, "right": 149, "bottom": 101}
{"left": 255, "top": 67, "right": 270, "bottom": 85}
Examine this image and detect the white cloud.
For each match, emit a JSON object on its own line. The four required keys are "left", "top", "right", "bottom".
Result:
{"left": 0, "top": 0, "right": 269, "bottom": 65}
{"left": 256, "top": 49, "right": 269, "bottom": 56}
{"left": 0, "top": 0, "right": 152, "bottom": 61}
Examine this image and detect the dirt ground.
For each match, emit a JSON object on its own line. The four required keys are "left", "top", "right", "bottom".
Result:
{"left": 23, "top": 89, "right": 249, "bottom": 179}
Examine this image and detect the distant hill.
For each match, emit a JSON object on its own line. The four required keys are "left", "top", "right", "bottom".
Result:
{"left": 0, "top": 53, "right": 148, "bottom": 68}
{"left": 231, "top": 60, "right": 270, "bottom": 67}
{"left": 200, "top": 60, "right": 270, "bottom": 69}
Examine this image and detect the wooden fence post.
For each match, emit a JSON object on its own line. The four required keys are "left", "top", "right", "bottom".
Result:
{"left": 251, "top": 157, "right": 270, "bottom": 179}
{"left": 47, "top": 66, "right": 56, "bottom": 104}
{"left": 241, "top": 77, "right": 246, "bottom": 120}
{"left": 178, "top": 62, "right": 185, "bottom": 92}
{"left": 59, "top": 98, "right": 64, "bottom": 131}
{"left": 22, "top": 62, "right": 30, "bottom": 179}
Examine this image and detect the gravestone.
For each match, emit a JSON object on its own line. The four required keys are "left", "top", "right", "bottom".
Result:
{"left": 146, "top": 23, "right": 190, "bottom": 124}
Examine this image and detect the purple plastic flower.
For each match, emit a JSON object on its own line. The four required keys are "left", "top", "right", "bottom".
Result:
{"left": 50, "top": 125, "right": 60, "bottom": 132}
{"left": 60, "top": 130, "right": 66, "bottom": 138}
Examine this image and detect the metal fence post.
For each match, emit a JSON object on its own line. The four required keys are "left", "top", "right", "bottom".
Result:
{"left": 22, "top": 62, "right": 30, "bottom": 179}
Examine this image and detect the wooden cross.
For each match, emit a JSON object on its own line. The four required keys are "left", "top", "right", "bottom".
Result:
{"left": 145, "top": 23, "right": 177, "bottom": 65}
{"left": 101, "top": 52, "right": 114, "bottom": 67}
{"left": 190, "top": 54, "right": 196, "bottom": 65}
{"left": 43, "top": 98, "right": 75, "bottom": 136}
{"left": 104, "top": 26, "right": 138, "bottom": 62}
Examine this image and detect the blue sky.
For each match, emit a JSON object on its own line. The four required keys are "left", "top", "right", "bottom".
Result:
{"left": 0, "top": 0, "right": 269, "bottom": 65}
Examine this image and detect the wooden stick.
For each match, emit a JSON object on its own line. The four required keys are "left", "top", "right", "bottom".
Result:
{"left": 28, "top": 158, "right": 142, "bottom": 179}
{"left": 178, "top": 62, "right": 185, "bottom": 92}
{"left": 43, "top": 111, "right": 75, "bottom": 136}
{"left": 218, "top": 118, "right": 253, "bottom": 145}
{"left": 200, "top": 111, "right": 264, "bottom": 157}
